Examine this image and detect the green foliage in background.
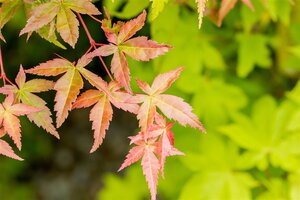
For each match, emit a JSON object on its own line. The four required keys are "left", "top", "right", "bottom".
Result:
{"left": 98, "top": 0, "right": 300, "bottom": 199}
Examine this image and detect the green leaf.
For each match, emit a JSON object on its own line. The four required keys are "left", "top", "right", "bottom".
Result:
{"left": 236, "top": 33, "right": 271, "bottom": 77}
{"left": 219, "top": 96, "right": 300, "bottom": 171}
{"left": 149, "top": 0, "right": 169, "bottom": 21}
{"left": 179, "top": 134, "right": 257, "bottom": 200}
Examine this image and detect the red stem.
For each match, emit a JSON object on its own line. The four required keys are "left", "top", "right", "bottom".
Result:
{"left": 76, "top": 13, "right": 114, "bottom": 81}
{"left": 0, "top": 46, "right": 14, "bottom": 85}
{"left": 89, "top": 15, "right": 102, "bottom": 23}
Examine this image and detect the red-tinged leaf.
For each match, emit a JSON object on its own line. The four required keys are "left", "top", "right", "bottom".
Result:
{"left": 128, "top": 94, "right": 147, "bottom": 104}
{"left": 218, "top": 0, "right": 238, "bottom": 26}
{"left": 154, "top": 113, "right": 166, "bottom": 127}
{"left": 56, "top": 7, "right": 79, "bottom": 48}
{"left": 76, "top": 54, "right": 93, "bottom": 68}
{"left": 117, "top": 10, "right": 147, "bottom": 44}
{"left": 16, "top": 65, "right": 26, "bottom": 88}
{"left": 26, "top": 58, "right": 72, "bottom": 76}
{"left": 0, "top": 139, "right": 23, "bottom": 160}
{"left": 3, "top": 114, "right": 22, "bottom": 150}
{"left": 89, "top": 96, "right": 113, "bottom": 152}
{"left": 9, "top": 104, "right": 42, "bottom": 116}
{"left": 2, "top": 94, "right": 14, "bottom": 108}
{"left": 154, "top": 94, "right": 206, "bottom": 132}
{"left": 111, "top": 51, "right": 132, "bottom": 93}
{"left": 150, "top": 67, "right": 184, "bottom": 95}
{"left": 137, "top": 96, "right": 156, "bottom": 131}
{"left": 63, "top": 0, "right": 101, "bottom": 15}
{"left": 196, "top": 0, "right": 207, "bottom": 28}
{"left": 0, "top": 128, "right": 5, "bottom": 138}
{"left": 20, "top": 2, "right": 60, "bottom": 35}
{"left": 108, "top": 81, "right": 139, "bottom": 114}
{"left": 19, "top": 92, "right": 59, "bottom": 138}
{"left": 137, "top": 79, "right": 152, "bottom": 94}
{"left": 121, "top": 36, "right": 171, "bottom": 61}
{"left": 22, "top": 79, "right": 55, "bottom": 93}
{"left": 13, "top": 67, "right": 59, "bottom": 138}
{"left": 101, "top": 19, "right": 118, "bottom": 44}
{"left": 72, "top": 90, "right": 102, "bottom": 109}
{"left": 157, "top": 131, "right": 184, "bottom": 177}
{"left": 77, "top": 67, "right": 109, "bottom": 95}
{"left": 54, "top": 69, "right": 83, "bottom": 127}
{"left": 142, "top": 145, "right": 159, "bottom": 200}
{"left": 89, "top": 44, "right": 118, "bottom": 57}
{"left": 119, "top": 145, "right": 145, "bottom": 171}
{"left": 110, "top": 92, "right": 139, "bottom": 114}
{"left": 0, "top": 85, "right": 17, "bottom": 95}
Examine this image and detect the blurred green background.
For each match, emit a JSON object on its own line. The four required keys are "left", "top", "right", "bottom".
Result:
{"left": 1, "top": 0, "right": 300, "bottom": 199}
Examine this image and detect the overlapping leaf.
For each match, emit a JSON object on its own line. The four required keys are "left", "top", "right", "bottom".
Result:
{"left": 0, "top": 95, "right": 41, "bottom": 150}
{"left": 131, "top": 67, "right": 205, "bottom": 132}
{"left": 89, "top": 10, "right": 171, "bottom": 93}
{"left": 0, "top": 138, "right": 23, "bottom": 160}
{"left": 26, "top": 55, "right": 108, "bottom": 128}
{"left": 72, "top": 81, "right": 139, "bottom": 152}
{"left": 0, "top": 67, "right": 59, "bottom": 138}
{"left": 119, "top": 134, "right": 159, "bottom": 200}
{"left": 20, "top": 0, "right": 101, "bottom": 48}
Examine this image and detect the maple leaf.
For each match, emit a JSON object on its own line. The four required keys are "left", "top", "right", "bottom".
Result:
{"left": 89, "top": 10, "right": 171, "bottom": 93}
{"left": 72, "top": 89, "right": 112, "bottom": 152}
{"left": 20, "top": 0, "right": 101, "bottom": 48}
{"left": 0, "top": 66, "right": 59, "bottom": 138}
{"left": 72, "top": 81, "right": 139, "bottom": 152}
{"left": 0, "top": 95, "right": 41, "bottom": 150}
{"left": 119, "top": 136, "right": 159, "bottom": 200}
{"left": 154, "top": 114, "right": 184, "bottom": 177}
{"left": 118, "top": 113, "right": 185, "bottom": 200}
{"left": 218, "top": 0, "right": 254, "bottom": 26}
{"left": 131, "top": 67, "right": 205, "bottom": 132}
{"left": 25, "top": 55, "right": 108, "bottom": 128}
{"left": 0, "top": 138, "right": 23, "bottom": 160}
{"left": 196, "top": 0, "right": 207, "bottom": 28}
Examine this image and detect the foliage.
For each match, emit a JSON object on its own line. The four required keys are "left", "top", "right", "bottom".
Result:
{"left": 0, "top": 0, "right": 206, "bottom": 199}
{"left": 97, "top": 0, "right": 300, "bottom": 200}
{"left": 1, "top": 0, "right": 300, "bottom": 199}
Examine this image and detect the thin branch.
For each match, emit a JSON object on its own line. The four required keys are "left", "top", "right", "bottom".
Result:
{"left": 76, "top": 13, "right": 114, "bottom": 81}
{"left": 89, "top": 15, "right": 102, "bottom": 23}
{"left": 0, "top": 46, "right": 14, "bottom": 85}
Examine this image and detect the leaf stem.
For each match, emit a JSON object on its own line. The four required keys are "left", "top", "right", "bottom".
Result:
{"left": 89, "top": 15, "right": 102, "bottom": 23}
{"left": 0, "top": 46, "right": 14, "bottom": 85}
{"left": 76, "top": 13, "right": 114, "bottom": 81}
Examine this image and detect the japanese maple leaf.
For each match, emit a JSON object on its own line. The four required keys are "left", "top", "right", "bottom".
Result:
{"left": 26, "top": 55, "right": 109, "bottom": 128}
{"left": 0, "top": 138, "right": 23, "bottom": 161}
{"left": 153, "top": 114, "right": 184, "bottom": 177}
{"left": 131, "top": 67, "right": 206, "bottom": 132}
{"left": 89, "top": 10, "right": 171, "bottom": 93}
{"left": 0, "top": 95, "right": 41, "bottom": 150}
{"left": 72, "top": 81, "right": 139, "bottom": 152}
{"left": 218, "top": 0, "right": 254, "bottom": 26}
{"left": 19, "top": 0, "right": 101, "bottom": 48}
{"left": 0, "top": 66, "right": 59, "bottom": 138}
{"left": 118, "top": 137, "right": 159, "bottom": 200}
{"left": 196, "top": 0, "right": 207, "bottom": 28}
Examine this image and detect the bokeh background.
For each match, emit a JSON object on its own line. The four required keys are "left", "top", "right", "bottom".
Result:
{"left": 1, "top": 0, "right": 300, "bottom": 199}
